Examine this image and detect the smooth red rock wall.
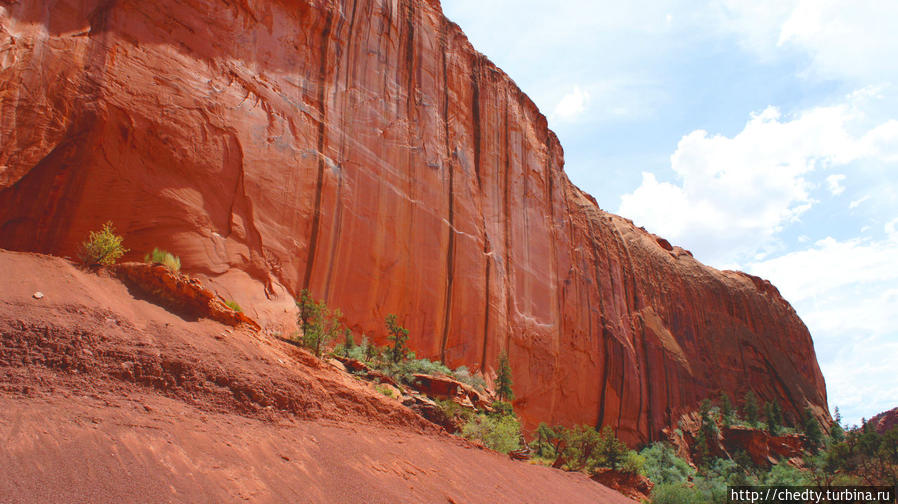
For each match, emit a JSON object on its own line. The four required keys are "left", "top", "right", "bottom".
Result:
{"left": 0, "top": 0, "right": 828, "bottom": 443}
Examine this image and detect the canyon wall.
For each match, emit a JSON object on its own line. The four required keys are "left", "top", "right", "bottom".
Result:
{"left": 0, "top": 0, "right": 828, "bottom": 443}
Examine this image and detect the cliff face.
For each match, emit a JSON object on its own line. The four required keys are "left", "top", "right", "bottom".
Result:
{"left": 869, "top": 408, "right": 898, "bottom": 434}
{"left": 0, "top": 0, "right": 828, "bottom": 443}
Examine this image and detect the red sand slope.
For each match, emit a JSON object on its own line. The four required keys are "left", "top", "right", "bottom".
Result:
{"left": 0, "top": 250, "right": 633, "bottom": 503}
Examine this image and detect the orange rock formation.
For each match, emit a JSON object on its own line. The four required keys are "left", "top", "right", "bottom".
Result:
{"left": 0, "top": 0, "right": 828, "bottom": 443}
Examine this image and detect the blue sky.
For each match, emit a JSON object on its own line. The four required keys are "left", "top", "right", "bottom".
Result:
{"left": 442, "top": 0, "right": 898, "bottom": 427}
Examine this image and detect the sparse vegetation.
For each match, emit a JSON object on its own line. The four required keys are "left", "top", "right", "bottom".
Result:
{"left": 461, "top": 410, "right": 522, "bottom": 454}
{"left": 294, "top": 289, "right": 346, "bottom": 357}
{"left": 225, "top": 300, "right": 242, "bottom": 312}
{"left": 385, "top": 314, "right": 409, "bottom": 363}
{"left": 765, "top": 400, "right": 782, "bottom": 435}
{"left": 453, "top": 365, "right": 487, "bottom": 391}
{"left": 743, "top": 390, "right": 760, "bottom": 427}
{"left": 78, "top": 221, "right": 128, "bottom": 266}
{"left": 720, "top": 392, "right": 734, "bottom": 427}
{"left": 803, "top": 406, "right": 824, "bottom": 453}
{"left": 496, "top": 352, "right": 514, "bottom": 402}
{"left": 640, "top": 395, "right": 898, "bottom": 504}
{"left": 144, "top": 247, "right": 181, "bottom": 272}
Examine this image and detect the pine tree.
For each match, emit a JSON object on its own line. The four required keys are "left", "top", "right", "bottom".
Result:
{"left": 830, "top": 406, "right": 845, "bottom": 442}
{"left": 720, "top": 392, "right": 734, "bottom": 426}
{"left": 743, "top": 390, "right": 760, "bottom": 427}
{"left": 534, "top": 422, "right": 556, "bottom": 458}
{"left": 496, "top": 352, "right": 514, "bottom": 402}
{"left": 342, "top": 328, "right": 354, "bottom": 357}
{"left": 597, "top": 425, "right": 628, "bottom": 470}
{"left": 297, "top": 289, "right": 319, "bottom": 338}
{"left": 385, "top": 314, "right": 409, "bottom": 363}
{"left": 765, "top": 401, "right": 780, "bottom": 435}
{"left": 803, "top": 406, "right": 824, "bottom": 452}
{"left": 772, "top": 399, "right": 784, "bottom": 428}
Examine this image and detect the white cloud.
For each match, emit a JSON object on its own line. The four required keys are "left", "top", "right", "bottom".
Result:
{"left": 717, "top": 0, "right": 898, "bottom": 83}
{"left": 778, "top": 0, "right": 898, "bottom": 82}
{"left": 825, "top": 174, "right": 846, "bottom": 195}
{"left": 747, "top": 235, "right": 898, "bottom": 424}
{"left": 849, "top": 195, "right": 870, "bottom": 209}
{"left": 886, "top": 217, "right": 898, "bottom": 239}
{"left": 550, "top": 86, "right": 590, "bottom": 123}
{"left": 618, "top": 95, "right": 895, "bottom": 265}
{"left": 713, "top": 0, "right": 798, "bottom": 60}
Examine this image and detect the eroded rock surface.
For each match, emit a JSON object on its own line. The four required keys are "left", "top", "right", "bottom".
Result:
{"left": 869, "top": 407, "right": 898, "bottom": 434}
{"left": 0, "top": 0, "right": 828, "bottom": 443}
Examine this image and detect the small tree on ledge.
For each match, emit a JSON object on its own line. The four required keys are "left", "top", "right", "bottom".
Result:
{"left": 496, "top": 352, "right": 514, "bottom": 402}
{"left": 78, "top": 221, "right": 128, "bottom": 266}
{"left": 385, "top": 314, "right": 409, "bottom": 363}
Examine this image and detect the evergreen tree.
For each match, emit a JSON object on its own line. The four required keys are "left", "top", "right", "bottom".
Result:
{"left": 720, "top": 392, "right": 734, "bottom": 426}
{"left": 496, "top": 352, "right": 515, "bottom": 402}
{"left": 803, "top": 407, "right": 824, "bottom": 452}
{"left": 743, "top": 390, "right": 760, "bottom": 427}
{"left": 697, "top": 398, "right": 717, "bottom": 464}
{"left": 297, "top": 289, "right": 319, "bottom": 338}
{"left": 342, "top": 328, "right": 354, "bottom": 357}
{"left": 385, "top": 314, "right": 409, "bottom": 363}
{"left": 534, "top": 422, "right": 556, "bottom": 458}
{"left": 765, "top": 401, "right": 780, "bottom": 435}
{"left": 597, "top": 425, "right": 628, "bottom": 470}
{"left": 772, "top": 399, "right": 784, "bottom": 428}
{"left": 830, "top": 406, "right": 845, "bottom": 442}
{"left": 695, "top": 428, "right": 711, "bottom": 465}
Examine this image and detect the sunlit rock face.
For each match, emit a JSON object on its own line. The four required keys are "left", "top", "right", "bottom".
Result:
{"left": 0, "top": 0, "right": 828, "bottom": 443}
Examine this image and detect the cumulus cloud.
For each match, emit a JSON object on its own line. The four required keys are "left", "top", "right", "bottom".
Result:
{"left": 618, "top": 91, "right": 898, "bottom": 265}
{"left": 550, "top": 86, "right": 591, "bottom": 123}
{"left": 825, "top": 174, "right": 846, "bottom": 195}
{"left": 747, "top": 231, "right": 898, "bottom": 423}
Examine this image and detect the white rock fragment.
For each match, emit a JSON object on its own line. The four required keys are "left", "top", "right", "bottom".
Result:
{"left": 33, "top": 292, "right": 44, "bottom": 299}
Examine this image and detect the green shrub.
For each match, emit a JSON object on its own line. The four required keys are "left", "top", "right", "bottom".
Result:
{"left": 385, "top": 314, "right": 409, "bottom": 363}
{"left": 461, "top": 413, "right": 521, "bottom": 453}
{"left": 651, "top": 483, "right": 705, "bottom": 504}
{"left": 144, "top": 247, "right": 181, "bottom": 272}
{"left": 496, "top": 352, "right": 514, "bottom": 401}
{"left": 720, "top": 392, "right": 734, "bottom": 426}
{"left": 375, "top": 384, "right": 394, "bottom": 398}
{"left": 803, "top": 407, "right": 824, "bottom": 452}
{"left": 453, "top": 365, "right": 487, "bottom": 391}
{"left": 639, "top": 442, "right": 695, "bottom": 485}
{"left": 295, "top": 290, "right": 345, "bottom": 357}
{"left": 79, "top": 221, "right": 128, "bottom": 266}
{"left": 346, "top": 335, "right": 371, "bottom": 362}
{"left": 620, "top": 451, "right": 645, "bottom": 475}
{"left": 387, "top": 358, "right": 453, "bottom": 384}
{"left": 554, "top": 424, "right": 630, "bottom": 472}
{"left": 225, "top": 300, "right": 242, "bottom": 312}
{"left": 762, "top": 462, "right": 812, "bottom": 485}
{"left": 743, "top": 390, "right": 760, "bottom": 427}
{"left": 530, "top": 422, "right": 559, "bottom": 459}
{"left": 437, "top": 399, "right": 474, "bottom": 423}
{"left": 491, "top": 400, "right": 514, "bottom": 418}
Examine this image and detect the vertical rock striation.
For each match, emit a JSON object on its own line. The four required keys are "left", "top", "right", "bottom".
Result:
{"left": 0, "top": 0, "right": 827, "bottom": 443}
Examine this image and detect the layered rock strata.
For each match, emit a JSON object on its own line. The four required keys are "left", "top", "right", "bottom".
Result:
{"left": 0, "top": 0, "right": 828, "bottom": 443}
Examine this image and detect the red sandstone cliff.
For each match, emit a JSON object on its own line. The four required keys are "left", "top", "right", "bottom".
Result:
{"left": 869, "top": 407, "right": 898, "bottom": 434}
{"left": 0, "top": 0, "right": 828, "bottom": 443}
